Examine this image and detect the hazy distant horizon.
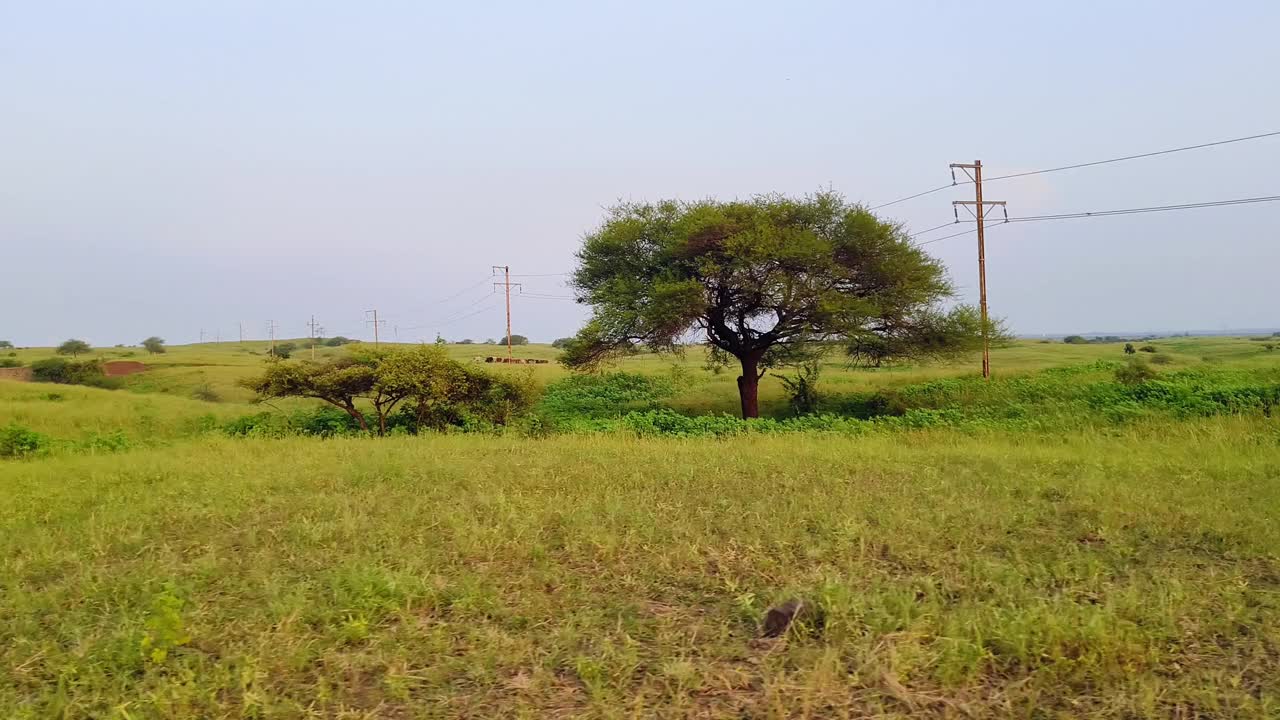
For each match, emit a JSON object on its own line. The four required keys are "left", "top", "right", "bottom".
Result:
{"left": 4, "top": 2, "right": 1278, "bottom": 347}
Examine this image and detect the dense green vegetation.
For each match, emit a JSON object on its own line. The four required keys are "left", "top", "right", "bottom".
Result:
{"left": 2, "top": 335, "right": 1279, "bottom": 717}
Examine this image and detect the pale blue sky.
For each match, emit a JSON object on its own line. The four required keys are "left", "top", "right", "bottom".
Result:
{"left": 3, "top": 1, "right": 1278, "bottom": 345}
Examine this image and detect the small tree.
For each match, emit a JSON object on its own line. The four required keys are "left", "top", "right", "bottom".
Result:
{"left": 502, "top": 334, "right": 529, "bottom": 346}
{"left": 142, "top": 336, "right": 167, "bottom": 354}
{"left": 551, "top": 337, "right": 574, "bottom": 349}
{"left": 778, "top": 360, "right": 823, "bottom": 415}
{"left": 1124, "top": 343, "right": 1135, "bottom": 355}
{"left": 57, "top": 339, "right": 91, "bottom": 357}
{"left": 1063, "top": 335, "right": 1088, "bottom": 345}
{"left": 0, "top": 340, "right": 13, "bottom": 349}
{"left": 458, "top": 338, "right": 474, "bottom": 344}
{"left": 242, "top": 356, "right": 377, "bottom": 432}
{"left": 242, "top": 345, "right": 531, "bottom": 436}
{"left": 564, "top": 192, "right": 994, "bottom": 418}
{"left": 323, "top": 336, "right": 354, "bottom": 347}
{"left": 269, "top": 342, "right": 296, "bottom": 359}
{"left": 435, "top": 334, "right": 447, "bottom": 346}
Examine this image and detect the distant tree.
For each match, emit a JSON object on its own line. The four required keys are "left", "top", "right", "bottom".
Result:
{"left": 242, "top": 345, "right": 532, "bottom": 436}
{"left": 484, "top": 338, "right": 496, "bottom": 344}
{"left": 502, "top": 334, "right": 530, "bottom": 346}
{"left": 142, "top": 336, "right": 167, "bottom": 354}
{"left": 551, "top": 337, "right": 574, "bottom": 349}
{"left": 323, "top": 336, "right": 354, "bottom": 347}
{"left": 269, "top": 342, "right": 296, "bottom": 359}
{"left": 0, "top": 340, "right": 13, "bottom": 349}
{"left": 563, "top": 192, "right": 996, "bottom": 418}
{"left": 1124, "top": 343, "right": 1136, "bottom": 355}
{"left": 1063, "top": 335, "right": 1089, "bottom": 345}
{"left": 458, "top": 338, "right": 475, "bottom": 344}
{"left": 435, "top": 334, "right": 447, "bottom": 346}
{"left": 56, "top": 339, "right": 91, "bottom": 357}
{"left": 1138, "top": 344, "right": 1158, "bottom": 353}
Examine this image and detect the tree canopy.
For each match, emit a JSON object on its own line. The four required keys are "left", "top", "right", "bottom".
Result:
{"left": 241, "top": 345, "right": 532, "bottom": 435}
{"left": 142, "top": 336, "right": 166, "bottom": 354}
{"left": 502, "top": 334, "right": 529, "bottom": 346}
{"left": 563, "top": 191, "right": 996, "bottom": 418}
{"left": 56, "top": 339, "right": 91, "bottom": 357}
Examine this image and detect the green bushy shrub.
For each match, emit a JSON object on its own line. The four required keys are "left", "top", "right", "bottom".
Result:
{"left": 29, "top": 358, "right": 118, "bottom": 388}
{"left": 538, "top": 372, "right": 675, "bottom": 420}
{"left": 1115, "top": 358, "right": 1158, "bottom": 386}
{"left": 1, "top": 424, "right": 48, "bottom": 458}
{"left": 778, "top": 361, "right": 823, "bottom": 415}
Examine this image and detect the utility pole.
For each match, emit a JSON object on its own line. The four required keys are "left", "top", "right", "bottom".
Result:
{"left": 492, "top": 265, "right": 522, "bottom": 358}
{"left": 307, "top": 315, "right": 323, "bottom": 360}
{"left": 950, "top": 159, "right": 1007, "bottom": 380}
{"left": 215, "top": 330, "right": 221, "bottom": 344}
{"left": 239, "top": 322, "right": 244, "bottom": 345}
{"left": 199, "top": 328, "right": 205, "bottom": 344}
{"left": 266, "top": 320, "right": 279, "bottom": 356}
{"left": 365, "top": 309, "right": 386, "bottom": 347}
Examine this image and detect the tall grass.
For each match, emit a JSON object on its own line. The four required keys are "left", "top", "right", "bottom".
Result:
{"left": 3, "top": 426, "right": 1278, "bottom": 717}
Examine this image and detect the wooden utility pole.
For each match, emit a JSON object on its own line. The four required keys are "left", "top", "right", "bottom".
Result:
{"left": 365, "top": 309, "right": 386, "bottom": 347}
{"left": 492, "top": 266, "right": 522, "bottom": 358}
{"left": 950, "top": 160, "right": 1006, "bottom": 379}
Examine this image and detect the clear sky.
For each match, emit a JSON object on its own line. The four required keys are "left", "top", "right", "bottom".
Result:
{"left": 3, "top": 1, "right": 1278, "bottom": 346}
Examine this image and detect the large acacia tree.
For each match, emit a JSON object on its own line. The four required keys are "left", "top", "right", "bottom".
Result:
{"left": 563, "top": 191, "right": 993, "bottom": 418}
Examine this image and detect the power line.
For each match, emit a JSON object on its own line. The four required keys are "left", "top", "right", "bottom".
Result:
{"left": 521, "top": 293, "right": 574, "bottom": 299}
{"left": 985, "top": 129, "right": 1280, "bottom": 183}
{"left": 908, "top": 220, "right": 960, "bottom": 238}
{"left": 916, "top": 193, "right": 1280, "bottom": 246}
{"left": 399, "top": 291, "right": 497, "bottom": 331}
{"left": 1000, "top": 194, "right": 1280, "bottom": 222}
{"left": 509, "top": 272, "right": 571, "bottom": 278}
{"left": 871, "top": 128, "right": 1280, "bottom": 211}
{"left": 870, "top": 183, "right": 956, "bottom": 211}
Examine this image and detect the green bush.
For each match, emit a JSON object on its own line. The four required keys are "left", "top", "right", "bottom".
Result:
{"left": 1063, "top": 335, "right": 1088, "bottom": 344}
{"left": 268, "top": 342, "right": 296, "bottom": 359}
{"left": 1, "top": 424, "right": 48, "bottom": 458}
{"left": 1114, "top": 358, "right": 1158, "bottom": 386}
{"left": 0, "top": 358, "right": 21, "bottom": 368}
{"left": 1150, "top": 354, "right": 1175, "bottom": 365}
{"left": 778, "top": 361, "right": 823, "bottom": 415}
{"left": 29, "top": 358, "right": 117, "bottom": 388}
{"left": 1139, "top": 345, "right": 1158, "bottom": 353}
{"left": 538, "top": 372, "right": 674, "bottom": 421}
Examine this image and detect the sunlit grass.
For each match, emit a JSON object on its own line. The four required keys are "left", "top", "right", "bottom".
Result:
{"left": 3, "top": 424, "right": 1279, "bottom": 717}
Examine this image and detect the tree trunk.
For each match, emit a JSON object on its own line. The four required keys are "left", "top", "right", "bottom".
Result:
{"left": 343, "top": 401, "right": 369, "bottom": 434}
{"left": 736, "top": 355, "right": 761, "bottom": 419}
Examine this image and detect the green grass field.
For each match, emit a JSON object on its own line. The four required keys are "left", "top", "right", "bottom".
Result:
{"left": 3, "top": 337, "right": 1279, "bottom": 717}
